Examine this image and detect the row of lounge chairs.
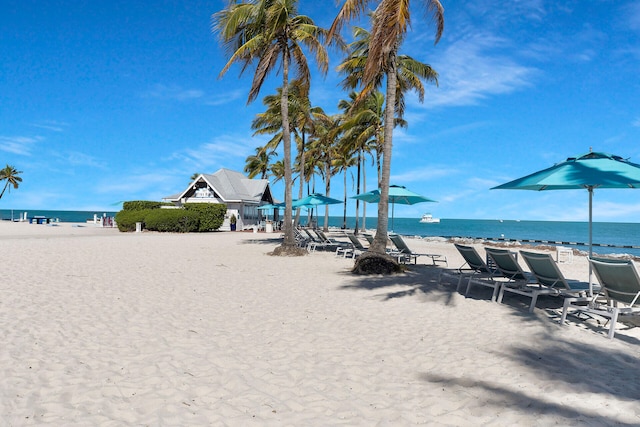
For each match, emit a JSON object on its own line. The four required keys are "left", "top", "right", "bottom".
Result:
{"left": 450, "top": 243, "right": 640, "bottom": 339}
{"left": 333, "top": 232, "right": 448, "bottom": 266}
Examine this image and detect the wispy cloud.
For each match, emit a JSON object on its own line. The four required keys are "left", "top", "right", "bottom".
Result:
{"left": 391, "top": 165, "right": 458, "bottom": 183}
{"left": 143, "top": 84, "right": 204, "bottom": 101}
{"left": 423, "top": 34, "right": 538, "bottom": 108}
{"left": 168, "top": 134, "right": 256, "bottom": 171}
{"left": 204, "top": 89, "right": 245, "bottom": 106}
{"left": 30, "top": 120, "right": 68, "bottom": 132}
{"left": 0, "top": 135, "right": 42, "bottom": 155}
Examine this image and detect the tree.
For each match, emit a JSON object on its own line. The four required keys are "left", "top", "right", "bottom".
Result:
{"left": 244, "top": 146, "right": 276, "bottom": 179}
{"left": 330, "top": 0, "right": 444, "bottom": 255}
{"left": 0, "top": 165, "right": 23, "bottom": 200}
{"left": 213, "top": 0, "right": 337, "bottom": 253}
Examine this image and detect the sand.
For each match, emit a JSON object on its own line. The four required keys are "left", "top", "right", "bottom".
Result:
{"left": 1, "top": 221, "right": 639, "bottom": 426}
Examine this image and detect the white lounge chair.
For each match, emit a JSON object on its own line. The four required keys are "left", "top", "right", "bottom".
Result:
{"left": 488, "top": 247, "right": 557, "bottom": 313}
{"left": 388, "top": 234, "right": 447, "bottom": 266}
{"left": 561, "top": 257, "right": 640, "bottom": 339}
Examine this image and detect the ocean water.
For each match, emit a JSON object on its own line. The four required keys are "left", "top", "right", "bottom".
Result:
{"left": 3, "top": 209, "right": 640, "bottom": 257}
{"left": 0, "top": 209, "right": 117, "bottom": 223}
{"left": 318, "top": 216, "right": 640, "bottom": 257}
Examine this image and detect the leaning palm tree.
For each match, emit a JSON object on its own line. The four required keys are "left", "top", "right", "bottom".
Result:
{"left": 329, "top": 0, "right": 444, "bottom": 256}
{"left": 213, "top": 0, "right": 337, "bottom": 252}
{"left": 0, "top": 165, "right": 23, "bottom": 200}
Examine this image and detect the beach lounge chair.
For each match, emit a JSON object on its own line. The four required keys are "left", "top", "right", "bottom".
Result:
{"left": 388, "top": 234, "right": 447, "bottom": 266}
{"left": 336, "top": 233, "right": 368, "bottom": 258}
{"left": 487, "top": 247, "right": 557, "bottom": 312}
{"left": 561, "top": 257, "right": 640, "bottom": 339}
{"left": 520, "top": 250, "right": 594, "bottom": 297}
{"left": 451, "top": 243, "right": 495, "bottom": 293}
{"left": 293, "top": 227, "right": 310, "bottom": 248}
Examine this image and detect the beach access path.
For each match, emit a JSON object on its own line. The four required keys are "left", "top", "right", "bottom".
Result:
{"left": 1, "top": 221, "right": 639, "bottom": 425}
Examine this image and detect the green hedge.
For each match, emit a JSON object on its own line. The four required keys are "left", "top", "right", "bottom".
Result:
{"left": 116, "top": 202, "right": 227, "bottom": 233}
{"left": 122, "top": 200, "right": 170, "bottom": 211}
{"left": 115, "top": 209, "right": 150, "bottom": 232}
{"left": 184, "top": 203, "right": 226, "bottom": 231}
{"left": 143, "top": 209, "right": 200, "bottom": 233}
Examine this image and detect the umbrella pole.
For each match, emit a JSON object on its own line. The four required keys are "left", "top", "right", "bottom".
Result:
{"left": 588, "top": 187, "right": 594, "bottom": 296}
{"left": 391, "top": 203, "right": 395, "bottom": 232}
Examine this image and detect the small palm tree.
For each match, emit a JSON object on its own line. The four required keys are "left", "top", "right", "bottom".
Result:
{"left": 0, "top": 165, "right": 23, "bottom": 200}
{"left": 244, "top": 146, "right": 276, "bottom": 179}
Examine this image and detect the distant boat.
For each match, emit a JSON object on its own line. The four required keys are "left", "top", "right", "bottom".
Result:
{"left": 419, "top": 213, "right": 440, "bottom": 223}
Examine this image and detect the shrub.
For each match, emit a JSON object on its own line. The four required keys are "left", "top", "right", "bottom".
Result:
{"left": 184, "top": 203, "right": 226, "bottom": 231}
{"left": 115, "top": 209, "right": 151, "bottom": 232}
{"left": 122, "top": 200, "right": 170, "bottom": 211}
{"left": 144, "top": 209, "right": 199, "bottom": 233}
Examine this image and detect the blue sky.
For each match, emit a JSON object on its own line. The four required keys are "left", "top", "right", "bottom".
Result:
{"left": 2, "top": 0, "right": 640, "bottom": 222}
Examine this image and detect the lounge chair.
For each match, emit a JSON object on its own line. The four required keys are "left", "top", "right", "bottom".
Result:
{"left": 487, "top": 247, "right": 557, "bottom": 312}
{"left": 451, "top": 243, "right": 495, "bottom": 293}
{"left": 520, "top": 250, "right": 594, "bottom": 297}
{"left": 388, "top": 234, "right": 447, "bottom": 266}
{"left": 336, "top": 233, "right": 368, "bottom": 258}
{"left": 561, "top": 257, "right": 640, "bottom": 339}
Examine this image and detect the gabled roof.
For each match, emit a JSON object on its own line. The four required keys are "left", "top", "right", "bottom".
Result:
{"left": 165, "top": 168, "right": 272, "bottom": 204}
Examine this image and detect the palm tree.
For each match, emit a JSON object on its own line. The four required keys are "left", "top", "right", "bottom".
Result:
{"left": 213, "top": 0, "right": 336, "bottom": 251}
{"left": 252, "top": 80, "right": 328, "bottom": 227}
{"left": 244, "top": 146, "right": 276, "bottom": 179}
{"left": 329, "top": 0, "right": 444, "bottom": 255}
{"left": 339, "top": 26, "right": 439, "bottom": 120}
{"left": 0, "top": 165, "right": 23, "bottom": 200}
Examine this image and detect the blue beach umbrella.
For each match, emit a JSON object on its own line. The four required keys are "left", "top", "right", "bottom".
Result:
{"left": 291, "top": 193, "right": 342, "bottom": 208}
{"left": 351, "top": 185, "right": 437, "bottom": 230}
{"left": 492, "top": 150, "right": 640, "bottom": 294}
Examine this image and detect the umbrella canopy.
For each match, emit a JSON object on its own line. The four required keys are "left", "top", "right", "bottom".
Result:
{"left": 492, "top": 151, "right": 640, "bottom": 294}
{"left": 351, "top": 185, "right": 437, "bottom": 230}
{"left": 292, "top": 193, "right": 342, "bottom": 208}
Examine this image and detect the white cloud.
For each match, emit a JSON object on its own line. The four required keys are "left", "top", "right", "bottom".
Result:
{"left": 168, "top": 134, "right": 256, "bottom": 171}
{"left": 423, "top": 34, "right": 538, "bottom": 108}
{"left": 143, "top": 84, "right": 204, "bottom": 101}
{"left": 30, "top": 120, "right": 68, "bottom": 132}
{"left": 0, "top": 135, "right": 42, "bottom": 156}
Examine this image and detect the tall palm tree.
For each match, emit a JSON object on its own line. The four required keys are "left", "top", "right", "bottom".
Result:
{"left": 329, "top": 0, "right": 444, "bottom": 254}
{"left": 0, "top": 165, "right": 23, "bottom": 200}
{"left": 213, "top": 0, "right": 335, "bottom": 251}
{"left": 244, "top": 146, "right": 276, "bottom": 179}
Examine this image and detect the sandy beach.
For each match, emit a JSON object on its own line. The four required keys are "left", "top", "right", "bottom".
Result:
{"left": 1, "top": 221, "right": 639, "bottom": 426}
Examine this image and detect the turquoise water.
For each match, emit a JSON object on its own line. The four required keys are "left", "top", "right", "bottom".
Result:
{"left": 318, "top": 216, "right": 640, "bottom": 257}
{"left": 3, "top": 209, "right": 639, "bottom": 256}
{"left": 0, "top": 209, "right": 117, "bottom": 223}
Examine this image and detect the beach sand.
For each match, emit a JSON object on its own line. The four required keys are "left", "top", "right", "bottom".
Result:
{"left": 1, "top": 221, "right": 639, "bottom": 425}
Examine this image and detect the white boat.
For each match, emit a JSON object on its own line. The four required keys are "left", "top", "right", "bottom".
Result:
{"left": 419, "top": 213, "right": 440, "bottom": 223}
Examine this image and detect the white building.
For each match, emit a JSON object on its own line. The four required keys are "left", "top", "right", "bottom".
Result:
{"left": 163, "top": 168, "right": 275, "bottom": 231}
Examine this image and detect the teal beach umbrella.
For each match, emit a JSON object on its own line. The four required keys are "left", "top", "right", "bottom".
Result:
{"left": 291, "top": 193, "right": 342, "bottom": 208}
{"left": 492, "top": 151, "right": 640, "bottom": 294}
{"left": 351, "top": 185, "right": 437, "bottom": 231}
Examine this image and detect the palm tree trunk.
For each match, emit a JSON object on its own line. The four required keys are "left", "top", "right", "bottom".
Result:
{"left": 342, "top": 170, "right": 348, "bottom": 229}
{"left": 324, "top": 163, "right": 331, "bottom": 232}
{"left": 354, "top": 149, "right": 361, "bottom": 235}
{"left": 281, "top": 52, "right": 295, "bottom": 248}
{"left": 362, "top": 159, "right": 367, "bottom": 231}
{"left": 294, "top": 133, "right": 305, "bottom": 227}
{"left": 370, "top": 52, "right": 397, "bottom": 254}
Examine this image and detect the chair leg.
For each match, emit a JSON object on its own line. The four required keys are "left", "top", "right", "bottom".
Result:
{"left": 490, "top": 283, "right": 500, "bottom": 302}
{"left": 497, "top": 285, "right": 506, "bottom": 304}
{"left": 607, "top": 308, "right": 619, "bottom": 339}
{"left": 529, "top": 293, "right": 539, "bottom": 313}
